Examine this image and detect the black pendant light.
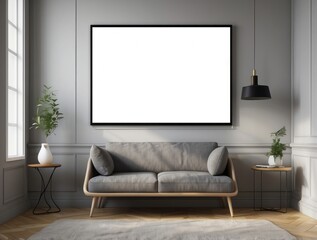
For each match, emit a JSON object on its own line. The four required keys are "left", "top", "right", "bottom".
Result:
{"left": 241, "top": 0, "right": 271, "bottom": 100}
{"left": 241, "top": 69, "right": 271, "bottom": 100}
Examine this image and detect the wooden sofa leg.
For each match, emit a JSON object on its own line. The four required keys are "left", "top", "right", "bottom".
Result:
{"left": 90, "top": 197, "right": 97, "bottom": 217}
{"left": 97, "top": 197, "right": 102, "bottom": 208}
{"left": 97, "top": 197, "right": 107, "bottom": 208}
{"left": 227, "top": 197, "right": 234, "bottom": 217}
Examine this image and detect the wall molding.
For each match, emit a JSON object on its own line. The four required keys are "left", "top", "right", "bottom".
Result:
{"left": 28, "top": 143, "right": 291, "bottom": 148}
{"left": 0, "top": 199, "right": 30, "bottom": 224}
{"left": 291, "top": 144, "right": 317, "bottom": 219}
{"left": 292, "top": 137, "right": 317, "bottom": 144}
{"left": 291, "top": 144, "right": 317, "bottom": 156}
{"left": 3, "top": 165, "right": 26, "bottom": 204}
{"left": 27, "top": 143, "right": 292, "bottom": 156}
{"left": 291, "top": 143, "right": 317, "bottom": 149}
{"left": 293, "top": 196, "right": 317, "bottom": 220}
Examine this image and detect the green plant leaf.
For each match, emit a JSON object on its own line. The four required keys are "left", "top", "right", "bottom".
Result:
{"left": 267, "top": 127, "right": 287, "bottom": 158}
{"left": 30, "top": 85, "right": 64, "bottom": 138}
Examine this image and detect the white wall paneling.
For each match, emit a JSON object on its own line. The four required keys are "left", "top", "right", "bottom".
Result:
{"left": 28, "top": 0, "right": 291, "bottom": 208}
{"left": 312, "top": 0, "right": 317, "bottom": 137}
{"left": 293, "top": 0, "right": 317, "bottom": 142}
{"left": 29, "top": 0, "right": 291, "bottom": 144}
{"left": 292, "top": 0, "right": 317, "bottom": 219}
{"left": 3, "top": 165, "right": 26, "bottom": 204}
{"left": 75, "top": 0, "right": 291, "bottom": 144}
{"left": 293, "top": 0, "right": 311, "bottom": 138}
{"left": 292, "top": 154, "right": 310, "bottom": 199}
{"left": 311, "top": 157, "right": 317, "bottom": 201}
{"left": 291, "top": 146, "right": 317, "bottom": 219}
{"left": 29, "top": 0, "right": 76, "bottom": 144}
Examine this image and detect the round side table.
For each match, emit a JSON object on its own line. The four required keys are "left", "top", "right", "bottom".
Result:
{"left": 251, "top": 166, "right": 292, "bottom": 213}
{"left": 28, "top": 163, "right": 61, "bottom": 215}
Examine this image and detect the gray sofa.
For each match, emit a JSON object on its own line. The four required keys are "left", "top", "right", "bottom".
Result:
{"left": 83, "top": 142, "right": 238, "bottom": 217}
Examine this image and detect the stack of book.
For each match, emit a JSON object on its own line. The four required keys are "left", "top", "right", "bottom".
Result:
{"left": 255, "top": 165, "right": 284, "bottom": 168}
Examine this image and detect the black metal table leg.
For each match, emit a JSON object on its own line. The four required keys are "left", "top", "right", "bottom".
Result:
{"left": 253, "top": 169, "right": 256, "bottom": 210}
{"left": 260, "top": 170, "right": 263, "bottom": 209}
{"left": 252, "top": 166, "right": 292, "bottom": 213}
{"left": 280, "top": 171, "right": 282, "bottom": 210}
{"left": 32, "top": 166, "right": 61, "bottom": 215}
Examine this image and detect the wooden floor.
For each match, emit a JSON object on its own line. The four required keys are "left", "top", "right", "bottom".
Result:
{"left": 0, "top": 208, "right": 317, "bottom": 239}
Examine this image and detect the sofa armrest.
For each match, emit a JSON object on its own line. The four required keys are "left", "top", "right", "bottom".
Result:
{"left": 83, "top": 158, "right": 95, "bottom": 196}
{"left": 227, "top": 157, "right": 238, "bottom": 195}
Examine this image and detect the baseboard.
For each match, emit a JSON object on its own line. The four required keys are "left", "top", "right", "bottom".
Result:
{"left": 0, "top": 198, "right": 31, "bottom": 224}
{"left": 292, "top": 198, "right": 317, "bottom": 220}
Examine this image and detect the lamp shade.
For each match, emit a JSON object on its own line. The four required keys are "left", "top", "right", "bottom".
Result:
{"left": 241, "top": 70, "right": 271, "bottom": 100}
{"left": 241, "top": 85, "right": 271, "bottom": 100}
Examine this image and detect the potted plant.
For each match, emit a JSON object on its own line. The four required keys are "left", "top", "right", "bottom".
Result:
{"left": 267, "top": 126, "right": 286, "bottom": 166}
{"left": 30, "top": 85, "right": 63, "bottom": 164}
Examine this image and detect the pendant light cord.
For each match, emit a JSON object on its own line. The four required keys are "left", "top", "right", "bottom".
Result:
{"left": 253, "top": 0, "right": 256, "bottom": 71}
{"left": 241, "top": 0, "right": 272, "bottom": 100}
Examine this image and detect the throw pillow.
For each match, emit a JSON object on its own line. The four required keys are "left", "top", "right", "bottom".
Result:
{"left": 207, "top": 146, "right": 228, "bottom": 176}
{"left": 90, "top": 145, "right": 114, "bottom": 176}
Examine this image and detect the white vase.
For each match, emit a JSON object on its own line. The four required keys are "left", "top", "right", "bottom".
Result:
{"left": 38, "top": 143, "right": 53, "bottom": 164}
{"left": 268, "top": 155, "right": 283, "bottom": 166}
{"left": 277, "top": 157, "right": 283, "bottom": 166}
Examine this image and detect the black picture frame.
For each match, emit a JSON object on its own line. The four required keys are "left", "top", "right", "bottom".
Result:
{"left": 90, "top": 25, "right": 232, "bottom": 126}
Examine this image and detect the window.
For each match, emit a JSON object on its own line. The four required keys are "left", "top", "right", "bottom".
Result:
{"left": 7, "top": 0, "right": 25, "bottom": 161}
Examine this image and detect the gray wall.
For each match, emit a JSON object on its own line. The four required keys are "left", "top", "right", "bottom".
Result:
{"left": 28, "top": 0, "right": 292, "bottom": 208}
{"left": 0, "top": 0, "right": 29, "bottom": 224}
{"left": 291, "top": 0, "right": 317, "bottom": 219}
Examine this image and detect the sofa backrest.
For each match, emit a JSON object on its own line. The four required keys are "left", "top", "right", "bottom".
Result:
{"left": 105, "top": 142, "right": 218, "bottom": 173}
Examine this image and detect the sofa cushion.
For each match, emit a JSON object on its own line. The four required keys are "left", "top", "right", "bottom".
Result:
{"left": 207, "top": 146, "right": 228, "bottom": 176}
{"left": 158, "top": 171, "right": 233, "bottom": 193}
{"left": 90, "top": 145, "right": 114, "bottom": 176}
{"left": 106, "top": 142, "right": 218, "bottom": 173}
{"left": 88, "top": 172, "right": 157, "bottom": 193}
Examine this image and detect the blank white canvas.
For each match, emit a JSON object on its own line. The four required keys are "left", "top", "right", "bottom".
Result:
{"left": 92, "top": 26, "right": 231, "bottom": 124}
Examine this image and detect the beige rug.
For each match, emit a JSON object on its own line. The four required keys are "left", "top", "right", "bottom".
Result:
{"left": 28, "top": 219, "right": 296, "bottom": 240}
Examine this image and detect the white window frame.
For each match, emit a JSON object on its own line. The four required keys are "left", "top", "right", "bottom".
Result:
{"left": 6, "top": 0, "right": 25, "bottom": 161}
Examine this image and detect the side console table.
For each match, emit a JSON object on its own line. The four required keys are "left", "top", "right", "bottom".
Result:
{"left": 251, "top": 166, "right": 292, "bottom": 213}
{"left": 28, "top": 163, "right": 61, "bottom": 215}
